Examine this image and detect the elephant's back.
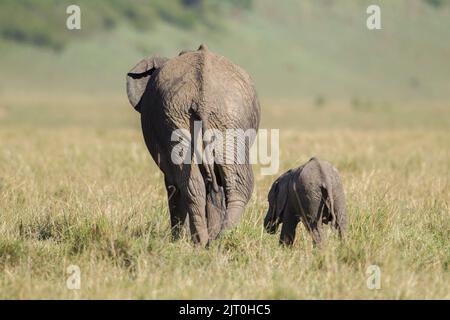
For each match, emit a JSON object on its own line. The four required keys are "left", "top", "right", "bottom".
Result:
{"left": 299, "top": 158, "right": 341, "bottom": 195}
{"left": 298, "top": 158, "right": 328, "bottom": 196}
{"left": 154, "top": 45, "right": 260, "bottom": 131}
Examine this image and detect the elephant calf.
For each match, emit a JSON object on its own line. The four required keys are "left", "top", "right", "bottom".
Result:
{"left": 264, "top": 157, "right": 347, "bottom": 246}
{"left": 126, "top": 44, "right": 260, "bottom": 247}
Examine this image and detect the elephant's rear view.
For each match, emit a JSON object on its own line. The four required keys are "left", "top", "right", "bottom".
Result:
{"left": 126, "top": 44, "right": 261, "bottom": 246}
{"left": 264, "top": 157, "right": 347, "bottom": 247}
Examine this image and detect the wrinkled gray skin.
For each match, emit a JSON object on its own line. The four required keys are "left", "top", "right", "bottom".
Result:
{"left": 264, "top": 157, "right": 347, "bottom": 246}
{"left": 126, "top": 44, "right": 260, "bottom": 247}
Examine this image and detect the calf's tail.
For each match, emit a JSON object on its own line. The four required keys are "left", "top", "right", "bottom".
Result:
{"left": 320, "top": 181, "right": 336, "bottom": 227}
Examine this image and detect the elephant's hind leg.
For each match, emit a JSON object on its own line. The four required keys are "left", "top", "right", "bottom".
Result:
{"left": 182, "top": 166, "right": 209, "bottom": 247}
{"left": 334, "top": 200, "right": 347, "bottom": 240}
{"left": 310, "top": 225, "right": 324, "bottom": 248}
{"left": 299, "top": 192, "right": 325, "bottom": 248}
{"left": 166, "top": 183, "right": 188, "bottom": 241}
{"left": 280, "top": 211, "right": 300, "bottom": 246}
{"left": 220, "top": 163, "right": 254, "bottom": 230}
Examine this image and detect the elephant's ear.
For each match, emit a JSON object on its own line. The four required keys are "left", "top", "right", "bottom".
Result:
{"left": 269, "top": 172, "right": 290, "bottom": 221}
{"left": 275, "top": 177, "right": 289, "bottom": 220}
{"left": 126, "top": 56, "right": 168, "bottom": 112}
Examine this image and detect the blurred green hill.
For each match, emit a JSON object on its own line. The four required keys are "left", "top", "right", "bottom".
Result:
{"left": 0, "top": 0, "right": 449, "bottom": 103}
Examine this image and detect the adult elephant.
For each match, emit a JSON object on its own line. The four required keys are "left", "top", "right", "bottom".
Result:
{"left": 126, "top": 44, "right": 261, "bottom": 246}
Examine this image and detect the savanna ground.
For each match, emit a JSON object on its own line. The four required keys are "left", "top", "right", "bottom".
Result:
{"left": 0, "top": 93, "right": 448, "bottom": 299}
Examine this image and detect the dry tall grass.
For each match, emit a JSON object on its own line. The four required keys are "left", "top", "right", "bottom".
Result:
{"left": 1, "top": 108, "right": 448, "bottom": 298}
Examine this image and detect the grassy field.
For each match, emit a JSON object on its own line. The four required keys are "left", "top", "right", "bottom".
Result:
{"left": 0, "top": 93, "right": 449, "bottom": 299}
{"left": 0, "top": 0, "right": 449, "bottom": 300}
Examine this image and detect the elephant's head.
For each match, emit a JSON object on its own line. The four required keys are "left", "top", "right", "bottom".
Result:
{"left": 264, "top": 170, "right": 292, "bottom": 234}
{"left": 126, "top": 56, "right": 168, "bottom": 112}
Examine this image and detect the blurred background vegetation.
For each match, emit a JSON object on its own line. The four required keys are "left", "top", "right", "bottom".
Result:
{"left": 0, "top": 0, "right": 449, "bottom": 126}
{"left": 0, "top": 0, "right": 253, "bottom": 51}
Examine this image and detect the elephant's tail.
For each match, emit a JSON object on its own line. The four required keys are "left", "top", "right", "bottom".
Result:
{"left": 195, "top": 112, "right": 219, "bottom": 193}
{"left": 320, "top": 180, "right": 336, "bottom": 227}
{"left": 292, "top": 177, "right": 312, "bottom": 233}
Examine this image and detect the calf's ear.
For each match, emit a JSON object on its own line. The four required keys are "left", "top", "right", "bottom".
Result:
{"left": 126, "top": 56, "right": 168, "bottom": 112}
{"left": 273, "top": 178, "right": 289, "bottom": 221}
